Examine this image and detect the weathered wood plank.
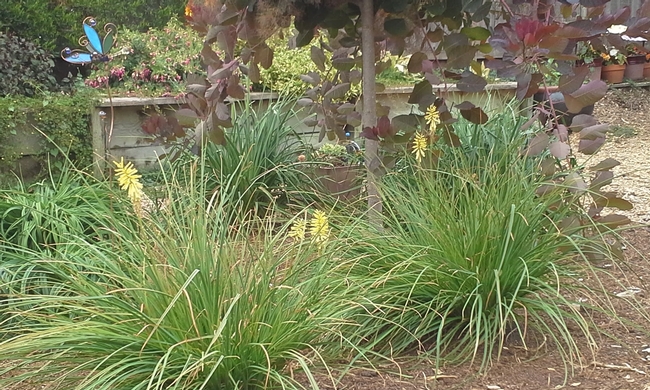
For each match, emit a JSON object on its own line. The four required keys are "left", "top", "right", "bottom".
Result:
{"left": 93, "top": 84, "right": 521, "bottom": 171}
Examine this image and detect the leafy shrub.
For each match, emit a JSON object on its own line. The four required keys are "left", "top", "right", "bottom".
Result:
{"left": 334, "top": 112, "right": 608, "bottom": 369}
{"left": 255, "top": 34, "right": 418, "bottom": 96}
{"left": 86, "top": 18, "right": 204, "bottom": 96}
{"left": 0, "top": 32, "right": 59, "bottom": 97}
{"left": 257, "top": 35, "right": 319, "bottom": 95}
{"left": 0, "top": 0, "right": 186, "bottom": 52}
{"left": 0, "top": 90, "right": 96, "bottom": 173}
{"left": 0, "top": 164, "right": 338, "bottom": 389}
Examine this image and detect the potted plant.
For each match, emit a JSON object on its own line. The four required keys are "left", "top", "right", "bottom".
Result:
{"left": 624, "top": 44, "right": 646, "bottom": 81}
{"left": 576, "top": 42, "right": 603, "bottom": 81}
{"left": 311, "top": 142, "right": 364, "bottom": 200}
{"left": 600, "top": 48, "right": 627, "bottom": 84}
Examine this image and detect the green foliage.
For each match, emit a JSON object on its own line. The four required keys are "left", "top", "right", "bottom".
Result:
{"left": 257, "top": 35, "right": 319, "bottom": 95}
{"left": 313, "top": 142, "right": 364, "bottom": 166}
{"left": 0, "top": 165, "right": 135, "bottom": 251}
{"left": 0, "top": 90, "right": 96, "bottom": 173}
{"left": 0, "top": 32, "right": 61, "bottom": 97}
{"left": 333, "top": 111, "right": 609, "bottom": 369}
{"left": 0, "top": 165, "right": 338, "bottom": 390}
{"left": 375, "top": 57, "right": 421, "bottom": 87}
{"left": 196, "top": 98, "right": 310, "bottom": 220}
{"left": 0, "top": 0, "right": 186, "bottom": 52}
{"left": 608, "top": 124, "right": 637, "bottom": 138}
{"left": 86, "top": 19, "right": 204, "bottom": 96}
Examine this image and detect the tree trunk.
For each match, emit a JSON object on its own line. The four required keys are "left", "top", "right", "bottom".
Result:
{"left": 360, "top": 0, "right": 382, "bottom": 227}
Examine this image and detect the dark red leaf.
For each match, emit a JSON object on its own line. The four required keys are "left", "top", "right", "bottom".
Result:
{"left": 595, "top": 214, "right": 631, "bottom": 229}
{"left": 384, "top": 18, "right": 411, "bottom": 37}
{"left": 570, "top": 114, "right": 598, "bottom": 132}
{"left": 580, "top": 0, "right": 613, "bottom": 7}
{"left": 376, "top": 116, "right": 393, "bottom": 138}
{"left": 361, "top": 126, "right": 379, "bottom": 141}
{"left": 554, "top": 125, "right": 569, "bottom": 142}
{"left": 549, "top": 141, "right": 571, "bottom": 159}
{"left": 407, "top": 52, "right": 428, "bottom": 73}
{"left": 590, "top": 170, "right": 614, "bottom": 190}
{"left": 526, "top": 133, "right": 550, "bottom": 156}
{"left": 564, "top": 80, "right": 607, "bottom": 114}
{"left": 460, "top": 107, "right": 489, "bottom": 124}
{"left": 589, "top": 158, "right": 620, "bottom": 171}
{"left": 408, "top": 80, "right": 433, "bottom": 105}
{"left": 310, "top": 46, "right": 327, "bottom": 72}
{"left": 457, "top": 72, "right": 488, "bottom": 93}
{"left": 558, "top": 66, "right": 589, "bottom": 95}
{"left": 580, "top": 124, "right": 609, "bottom": 139}
{"left": 442, "top": 127, "right": 461, "bottom": 147}
{"left": 578, "top": 137, "right": 605, "bottom": 154}
{"left": 324, "top": 83, "right": 350, "bottom": 100}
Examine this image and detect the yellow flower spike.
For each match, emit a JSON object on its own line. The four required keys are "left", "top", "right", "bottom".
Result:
{"left": 309, "top": 210, "right": 330, "bottom": 245}
{"left": 412, "top": 132, "right": 428, "bottom": 163}
{"left": 288, "top": 218, "right": 307, "bottom": 241}
{"left": 424, "top": 104, "right": 441, "bottom": 133}
{"left": 470, "top": 60, "right": 490, "bottom": 79}
{"left": 113, "top": 157, "right": 143, "bottom": 203}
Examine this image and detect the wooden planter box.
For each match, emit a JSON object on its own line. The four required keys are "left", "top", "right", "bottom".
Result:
{"left": 5, "top": 122, "right": 46, "bottom": 179}
{"left": 314, "top": 165, "right": 363, "bottom": 200}
{"left": 89, "top": 83, "right": 520, "bottom": 176}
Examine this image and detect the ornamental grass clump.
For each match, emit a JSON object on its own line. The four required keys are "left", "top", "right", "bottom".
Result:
{"left": 0, "top": 163, "right": 340, "bottom": 390}
{"left": 333, "top": 110, "right": 604, "bottom": 372}
{"left": 0, "top": 166, "right": 134, "bottom": 251}
{"left": 198, "top": 97, "right": 311, "bottom": 220}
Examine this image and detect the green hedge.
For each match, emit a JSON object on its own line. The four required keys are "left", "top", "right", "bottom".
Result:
{"left": 0, "top": 0, "right": 186, "bottom": 52}
{"left": 0, "top": 90, "right": 97, "bottom": 174}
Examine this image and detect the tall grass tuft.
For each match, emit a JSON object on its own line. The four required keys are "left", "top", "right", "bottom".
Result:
{"left": 0, "top": 166, "right": 135, "bottom": 250}
{"left": 0, "top": 163, "right": 339, "bottom": 389}
{"left": 334, "top": 109, "right": 599, "bottom": 372}
{"left": 199, "top": 97, "right": 311, "bottom": 220}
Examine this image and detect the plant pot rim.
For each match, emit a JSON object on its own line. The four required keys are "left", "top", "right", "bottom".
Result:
{"left": 536, "top": 85, "right": 560, "bottom": 94}
{"left": 627, "top": 55, "right": 647, "bottom": 65}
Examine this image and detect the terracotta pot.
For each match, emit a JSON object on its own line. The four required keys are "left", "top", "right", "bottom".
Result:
{"left": 625, "top": 56, "right": 645, "bottom": 80}
{"left": 601, "top": 64, "right": 626, "bottom": 84}
{"left": 577, "top": 63, "right": 602, "bottom": 82}
{"left": 314, "top": 165, "right": 362, "bottom": 200}
{"left": 589, "top": 65, "right": 602, "bottom": 81}
{"left": 627, "top": 55, "right": 646, "bottom": 65}
{"left": 577, "top": 58, "right": 604, "bottom": 81}
{"left": 644, "top": 62, "right": 650, "bottom": 79}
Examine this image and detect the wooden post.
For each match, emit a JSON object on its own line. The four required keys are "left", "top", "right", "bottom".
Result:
{"left": 360, "top": 0, "right": 382, "bottom": 227}
{"left": 90, "top": 106, "right": 106, "bottom": 178}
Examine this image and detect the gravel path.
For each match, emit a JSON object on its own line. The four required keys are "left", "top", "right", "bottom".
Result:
{"left": 589, "top": 87, "right": 650, "bottom": 224}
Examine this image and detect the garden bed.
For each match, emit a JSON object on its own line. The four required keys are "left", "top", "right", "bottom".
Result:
{"left": 91, "top": 82, "right": 519, "bottom": 174}
{"left": 297, "top": 87, "right": 650, "bottom": 390}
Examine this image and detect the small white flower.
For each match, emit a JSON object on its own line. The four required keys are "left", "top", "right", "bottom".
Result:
{"left": 609, "top": 48, "right": 619, "bottom": 56}
{"left": 608, "top": 24, "right": 628, "bottom": 34}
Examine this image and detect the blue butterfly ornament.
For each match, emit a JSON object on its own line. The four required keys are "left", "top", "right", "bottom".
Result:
{"left": 61, "top": 17, "right": 117, "bottom": 64}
